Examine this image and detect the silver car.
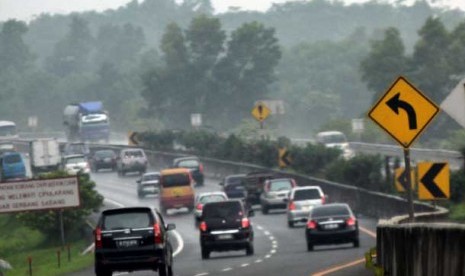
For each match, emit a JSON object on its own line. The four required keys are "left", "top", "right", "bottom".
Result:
{"left": 62, "top": 154, "right": 90, "bottom": 175}
{"left": 260, "top": 178, "right": 296, "bottom": 214}
{"left": 137, "top": 172, "right": 161, "bottom": 198}
{"left": 194, "top": 192, "right": 228, "bottom": 221}
{"left": 287, "top": 186, "right": 326, "bottom": 227}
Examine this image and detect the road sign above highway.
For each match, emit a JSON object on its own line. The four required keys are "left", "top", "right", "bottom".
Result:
{"left": 368, "top": 76, "right": 439, "bottom": 148}
{"left": 251, "top": 102, "right": 271, "bottom": 122}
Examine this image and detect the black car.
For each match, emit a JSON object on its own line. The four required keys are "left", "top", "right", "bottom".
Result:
{"left": 305, "top": 203, "right": 359, "bottom": 251}
{"left": 94, "top": 207, "right": 176, "bottom": 276}
{"left": 199, "top": 200, "right": 254, "bottom": 259}
{"left": 172, "top": 156, "right": 204, "bottom": 186}
{"left": 220, "top": 174, "right": 246, "bottom": 199}
{"left": 90, "top": 149, "right": 117, "bottom": 172}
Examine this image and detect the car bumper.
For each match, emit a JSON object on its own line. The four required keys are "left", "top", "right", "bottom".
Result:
{"left": 288, "top": 210, "right": 312, "bottom": 222}
{"left": 261, "top": 197, "right": 288, "bottom": 209}
{"left": 306, "top": 228, "right": 359, "bottom": 245}
{"left": 201, "top": 231, "right": 252, "bottom": 250}
{"left": 161, "top": 196, "right": 194, "bottom": 209}
{"left": 95, "top": 248, "right": 164, "bottom": 271}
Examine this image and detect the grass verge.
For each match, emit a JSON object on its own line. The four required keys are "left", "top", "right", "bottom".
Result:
{"left": 0, "top": 214, "right": 94, "bottom": 276}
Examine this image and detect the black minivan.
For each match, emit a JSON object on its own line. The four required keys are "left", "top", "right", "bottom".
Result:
{"left": 199, "top": 200, "right": 254, "bottom": 259}
{"left": 94, "top": 207, "right": 176, "bottom": 276}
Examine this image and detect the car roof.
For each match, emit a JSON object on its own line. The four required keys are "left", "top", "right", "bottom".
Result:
{"left": 160, "top": 168, "right": 191, "bottom": 175}
{"left": 293, "top": 186, "right": 322, "bottom": 191}
{"left": 198, "top": 191, "right": 227, "bottom": 197}
{"left": 311, "top": 203, "right": 351, "bottom": 212}
{"left": 269, "top": 178, "right": 293, "bottom": 182}
{"left": 63, "top": 154, "right": 86, "bottom": 158}
{"left": 174, "top": 156, "right": 199, "bottom": 162}
{"left": 101, "top": 206, "right": 156, "bottom": 216}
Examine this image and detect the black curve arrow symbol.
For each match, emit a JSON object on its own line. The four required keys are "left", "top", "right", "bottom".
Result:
{"left": 386, "top": 93, "right": 417, "bottom": 130}
{"left": 421, "top": 163, "right": 447, "bottom": 198}
{"left": 281, "top": 150, "right": 291, "bottom": 166}
{"left": 397, "top": 169, "right": 408, "bottom": 191}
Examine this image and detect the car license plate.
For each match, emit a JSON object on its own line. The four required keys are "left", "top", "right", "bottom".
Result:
{"left": 324, "top": 224, "right": 339, "bottom": 230}
{"left": 117, "top": 239, "right": 138, "bottom": 248}
{"left": 217, "top": 234, "right": 233, "bottom": 240}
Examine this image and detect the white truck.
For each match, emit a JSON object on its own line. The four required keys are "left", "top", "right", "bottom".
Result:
{"left": 29, "top": 138, "right": 61, "bottom": 176}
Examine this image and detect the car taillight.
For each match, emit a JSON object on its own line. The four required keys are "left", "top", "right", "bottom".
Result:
{"left": 307, "top": 220, "right": 317, "bottom": 229}
{"left": 288, "top": 201, "right": 296, "bottom": 210}
{"left": 241, "top": 218, "right": 250, "bottom": 228}
{"left": 196, "top": 203, "right": 203, "bottom": 211}
{"left": 321, "top": 196, "right": 326, "bottom": 204}
{"left": 346, "top": 216, "right": 356, "bottom": 226}
{"left": 95, "top": 227, "right": 102, "bottom": 248}
{"left": 200, "top": 221, "right": 207, "bottom": 232}
{"left": 199, "top": 164, "right": 204, "bottom": 173}
{"left": 154, "top": 223, "right": 163, "bottom": 244}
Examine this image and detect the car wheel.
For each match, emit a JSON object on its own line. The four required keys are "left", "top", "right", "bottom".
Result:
{"left": 288, "top": 221, "right": 294, "bottom": 228}
{"left": 158, "top": 262, "right": 169, "bottom": 276}
{"left": 353, "top": 239, "right": 360, "bottom": 248}
{"left": 307, "top": 242, "right": 314, "bottom": 251}
{"left": 95, "top": 267, "right": 112, "bottom": 276}
{"left": 262, "top": 205, "right": 269, "bottom": 215}
{"left": 246, "top": 243, "right": 254, "bottom": 256}
{"left": 201, "top": 246, "right": 210, "bottom": 259}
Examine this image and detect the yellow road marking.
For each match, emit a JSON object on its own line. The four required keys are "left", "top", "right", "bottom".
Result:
{"left": 310, "top": 226, "right": 377, "bottom": 276}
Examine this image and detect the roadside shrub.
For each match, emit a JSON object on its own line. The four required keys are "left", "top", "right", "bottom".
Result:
{"left": 290, "top": 143, "right": 341, "bottom": 176}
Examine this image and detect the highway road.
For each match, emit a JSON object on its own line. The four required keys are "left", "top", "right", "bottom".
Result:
{"left": 72, "top": 165, "right": 377, "bottom": 276}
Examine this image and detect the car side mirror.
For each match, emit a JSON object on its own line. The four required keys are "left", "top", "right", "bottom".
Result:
{"left": 248, "top": 210, "right": 255, "bottom": 217}
{"left": 219, "top": 182, "right": 224, "bottom": 186}
{"left": 166, "top": 223, "right": 176, "bottom": 231}
{"left": 136, "top": 179, "right": 141, "bottom": 184}
{"left": 283, "top": 198, "right": 289, "bottom": 203}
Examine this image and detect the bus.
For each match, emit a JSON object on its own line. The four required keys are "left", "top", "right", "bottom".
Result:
{"left": 0, "top": 121, "right": 18, "bottom": 140}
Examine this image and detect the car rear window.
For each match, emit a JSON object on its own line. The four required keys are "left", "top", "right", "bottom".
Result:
{"left": 103, "top": 211, "right": 152, "bottom": 230}
{"left": 200, "top": 194, "right": 226, "bottom": 204}
{"left": 4, "top": 154, "right": 21, "bottom": 164}
{"left": 311, "top": 205, "right": 350, "bottom": 217}
{"left": 269, "top": 180, "right": 292, "bottom": 191}
{"left": 95, "top": 150, "right": 115, "bottom": 158}
{"left": 123, "top": 150, "right": 144, "bottom": 158}
{"left": 203, "top": 201, "right": 243, "bottom": 219}
{"left": 143, "top": 174, "right": 160, "bottom": 181}
{"left": 65, "top": 156, "right": 86, "bottom": 164}
{"left": 226, "top": 176, "right": 244, "bottom": 185}
{"left": 177, "top": 159, "right": 199, "bottom": 168}
{"left": 162, "top": 173, "right": 190, "bottom": 187}
{"left": 293, "top": 188, "right": 322, "bottom": 200}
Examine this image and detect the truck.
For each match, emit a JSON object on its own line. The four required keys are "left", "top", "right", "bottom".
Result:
{"left": 63, "top": 101, "right": 110, "bottom": 142}
{"left": 29, "top": 138, "right": 61, "bottom": 176}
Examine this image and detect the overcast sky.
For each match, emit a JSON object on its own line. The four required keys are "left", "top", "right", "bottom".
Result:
{"left": 0, "top": 0, "right": 464, "bottom": 22}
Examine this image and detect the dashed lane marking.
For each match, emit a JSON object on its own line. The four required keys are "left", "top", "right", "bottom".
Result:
{"left": 241, "top": 263, "right": 250, "bottom": 267}
{"left": 222, "top": 267, "right": 232, "bottom": 272}
{"left": 194, "top": 273, "right": 209, "bottom": 276}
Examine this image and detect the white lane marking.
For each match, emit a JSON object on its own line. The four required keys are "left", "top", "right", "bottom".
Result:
{"left": 113, "top": 273, "right": 129, "bottom": 276}
{"left": 102, "top": 198, "right": 184, "bottom": 257}
{"left": 241, "top": 263, "right": 250, "bottom": 267}
{"left": 264, "top": 230, "right": 270, "bottom": 235}
{"left": 257, "top": 225, "right": 263, "bottom": 230}
{"left": 269, "top": 236, "right": 275, "bottom": 240}
{"left": 222, "top": 267, "right": 232, "bottom": 272}
{"left": 194, "top": 273, "right": 209, "bottom": 276}
{"left": 265, "top": 254, "right": 271, "bottom": 258}
{"left": 270, "top": 249, "right": 276, "bottom": 254}
{"left": 255, "top": 259, "right": 263, "bottom": 263}
{"left": 272, "top": 243, "right": 278, "bottom": 248}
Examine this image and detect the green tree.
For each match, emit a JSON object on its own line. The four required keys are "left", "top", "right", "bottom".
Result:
{"left": 214, "top": 21, "right": 281, "bottom": 127}
{"left": 45, "top": 16, "right": 94, "bottom": 76}
{"left": 360, "top": 27, "right": 408, "bottom": 101}
{"left": 0, "top": 20, "right": 34, "bottom": 74}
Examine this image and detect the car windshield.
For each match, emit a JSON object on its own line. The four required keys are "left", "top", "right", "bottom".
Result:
{"left": 143, "top": 174, "right": 160, "bottom": 181}
{"left": 269, "top": 180, "right": 292, "bottom": 191}
{"left": 320, "top": 134, "right": 346, "bottom": 144}
{"left": 177, "top": 159, "right": 199, "bottom": 168}
{"left": 200, "top": 194, "right": 226, "bottom": 204}
{"left": 4, "top": 154, "right": 21, "bottom": 164}
{"left": 311, "top": 205, "right": 350, "bottom": 218}
{"left": 95, "top": 150, "right": 115, "bottom": 158}
{"left": 294, "top": 189, "right": 321, "bottom": 200}
{"left": 162, "top": 173, "right": 190, "bottom": 187}
{"left": 103, "top": 211, "right": 152, "bottom": 230}
{"left": 203, "top": 201, "right": 242, "bottom": 219}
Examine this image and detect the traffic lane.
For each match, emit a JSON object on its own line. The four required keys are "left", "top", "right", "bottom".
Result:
{"left": 241, "top": 208, "right": 377, "bottom": 276}
{"left": 89, "top": 171, "right": 278, "bottom": 276}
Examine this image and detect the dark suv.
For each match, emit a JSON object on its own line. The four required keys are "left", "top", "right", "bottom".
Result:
{"left": 172, "top": 156, "right": 204, "bottom": 186}
{"left": 199, "top": 200, "right": 254, "bottom": 259}
{"left": 94, "top": 207, "right": 176, "bottom": 276}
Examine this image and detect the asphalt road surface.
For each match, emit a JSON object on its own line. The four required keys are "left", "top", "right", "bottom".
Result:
{"left": 71, "top": 166, "right": 376, "bottom": 276}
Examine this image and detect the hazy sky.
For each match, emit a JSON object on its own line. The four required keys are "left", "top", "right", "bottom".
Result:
{"left": 0, "top": 0, "right": 464, "bottom": 22}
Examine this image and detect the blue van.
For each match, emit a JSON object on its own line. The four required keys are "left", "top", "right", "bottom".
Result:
{"left": 0, "top": 152, "right": 26, "bottom": 180}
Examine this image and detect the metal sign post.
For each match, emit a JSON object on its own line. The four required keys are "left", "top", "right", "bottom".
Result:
{"left": 403, "top": 148, "right": 414, "bottom": 220}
